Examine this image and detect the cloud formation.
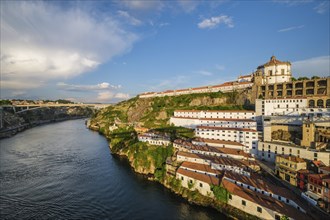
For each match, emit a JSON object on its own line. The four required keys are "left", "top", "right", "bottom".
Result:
{"left": 97, "top": 91, "right": 129, "bottom": 102}
{"left": 117, "top": 10, "right": 142, "bottom": 26}
{"left": 314, "top": 1, "right": 329, "bottom": 14}
{"left": 197, "top": 70, "right": 213, "bottom": 76}
{"left": 1, "top": 1, "right": 138, "bottom": 90}
{"left": 57, "top": 82, "right": 122, "bottom": 92}
{"left": 292, "top": 56, "right": 330, "bottom": 77}
{"left": 198, "top": 15, "right": 234, "bottom": 29}
{"left": 278, "top": 25, "right": 304, "bottom": 32}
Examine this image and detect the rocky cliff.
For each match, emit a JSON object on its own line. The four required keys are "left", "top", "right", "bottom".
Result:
{"left": 0, "top": 106, "right": 94, "bottom": 138}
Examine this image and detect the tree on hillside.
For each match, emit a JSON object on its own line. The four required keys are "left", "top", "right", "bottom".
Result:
{"left": 311, "top": 76, "right": 320, "bottom": 79}
{"left": 297, "top": 77, "right": 309, "bottom": 81}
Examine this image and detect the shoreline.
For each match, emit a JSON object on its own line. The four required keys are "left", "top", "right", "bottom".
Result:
{"left": 0, "top": 116, "right": 88, "bottom": 139}
{"left": 101, "top": 131, "right": 257, "bottom": 220}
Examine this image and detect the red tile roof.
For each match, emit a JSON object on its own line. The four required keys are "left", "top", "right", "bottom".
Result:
{"left": 194, "top": 138, "right": 244, "bottom": 146}
{"left": 180, "top": 161, "right": 221, "bottom": 175}
{"left": 222, "top": 179, "right": 309, "bottom": 220}
{"left": 196, "top": 126, "right": 257, "bottom": 132}
{"left": 177, "top": 168, "right": 220, "bottom": 185}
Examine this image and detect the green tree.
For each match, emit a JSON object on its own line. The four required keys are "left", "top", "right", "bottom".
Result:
{"left": 311, "top": 76, "right": 320, "bottom": 80}
{"left": 291, "top": 77, "right": 297, "bottom": 81}
{"left": 297, "top": 77, "right": 309, "bottom": 81}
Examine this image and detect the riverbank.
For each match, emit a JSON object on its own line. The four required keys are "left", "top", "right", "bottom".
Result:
{"left": 0, "top": 116, "right": 88, "bottom": 139}
{"left": 0, "top": 106, "right": 94, "bottom": 139}
{"left": 89, "top": 122, "right": 257, "bottom": 220}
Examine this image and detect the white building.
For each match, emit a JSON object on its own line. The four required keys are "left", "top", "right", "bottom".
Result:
{"left": 176, "top": 167, "right": 220, "bottom": 197}
{"left": 257, "top": 141, "right": 330, "bottom": 166}
{"left": 195, "top": 126, "right": 258, "bottom": 155}
{"left": 138, "top": 81, "right": 253, "bottom": 98}
{"left": 173, "top": 110, "right": 256, "bottom": 120}
{"left": 222, "top": 179, "right": 307, "bottom": 220}
{"left": 170, "top": 117, "right": 256, "bottom": 129}
{"left": 237, "top": 74, "right": 253, "bottom": 82}
{"left": 255, "top": 98, "right": 330, "bottom": 117}
{"left": 192, "top": 138, "right": 245, "bottom": 150}
{"left": 256, "top": 56, "right": 292, "bottom": 85}
{"left": 138, "top": 133, "right": 171, "bottom": 146}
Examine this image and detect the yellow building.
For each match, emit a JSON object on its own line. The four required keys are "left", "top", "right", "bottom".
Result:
{"left": 275, "top": 155, "right": 306, "bottom": 186}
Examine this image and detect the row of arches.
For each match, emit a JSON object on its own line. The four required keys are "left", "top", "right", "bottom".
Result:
{"left": 309, "top": 99, "right": 330, "bottom": 108}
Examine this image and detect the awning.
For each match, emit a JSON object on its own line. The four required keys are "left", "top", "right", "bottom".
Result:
{"left": 305, "top": 191, "right": 321, "bottom": 200}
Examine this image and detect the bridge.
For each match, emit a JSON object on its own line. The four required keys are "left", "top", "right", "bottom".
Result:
{"left": 0, "top": 103, "right": 111, "bottom": 129}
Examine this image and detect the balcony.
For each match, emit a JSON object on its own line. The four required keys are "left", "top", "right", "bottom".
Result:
{"left": 286, "top": 90, "right": 292, "bottom": 96}
{"left": 295, "top": 90, "right": 303, "bottom": 96}
{"left": 306, "top": 89, "right": 314, "bottom": 95}
{"left": 268, "top": 85, "right": 274, "bottom": 90}
{"left": 276, "top": 85, "right": 283, "bottom": 90}
{"left": 295, "top": 82, "right": 303, "bottom": 88}
{"left": 317, "top": 80, "right": 327, "bottom": 87}
{"left": 306, "top": 81, "right": 315, "bottom": 87}
{"left": 286, "top": 84, "right": 293, "bottom": 89}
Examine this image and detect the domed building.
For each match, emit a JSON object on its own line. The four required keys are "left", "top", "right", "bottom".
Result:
{"left": 253, "top": 56, "right": 292, "bottom": 85}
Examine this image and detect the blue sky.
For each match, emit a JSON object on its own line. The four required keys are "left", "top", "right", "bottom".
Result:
{"left": 1, "top": 0, "right": 329, "bottom": 103}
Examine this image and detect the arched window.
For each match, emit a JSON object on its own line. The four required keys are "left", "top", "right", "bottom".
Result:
{"left": 326, "top": 99, "right": 330, "bottom": 108}
{"left": 317, "top": 99, "right": 324, "bottom": 108}
{"left": 309, "top": 100, "right": 315, "bottom": 108}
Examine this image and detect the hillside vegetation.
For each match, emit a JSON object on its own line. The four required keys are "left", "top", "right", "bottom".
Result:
{"left": 90, "top": 90, "right": 253, "bottom": 133}
{"left": 88, "top": 90, "right": 257, "bottom": 219}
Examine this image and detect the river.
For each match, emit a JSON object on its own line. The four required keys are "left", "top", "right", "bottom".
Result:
{"left": 0, "top": 119, "right": 227, "bottom": 219}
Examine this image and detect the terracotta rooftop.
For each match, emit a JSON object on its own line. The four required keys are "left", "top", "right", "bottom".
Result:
{"left": 238, "top": 74, "right": 252, "bottom": 79}
{"left": 194, "top": 138, "right": 244, "bottom": 146}
{"left": 190, "top": 145, "right": 251, "bottom": 158}
{"left": 297, "top": 169, "right": 310, "bottom": 174}
{"left": 177, "top": 168, "right": 220, "bottom": 185}
{"left": 222, "top": 179, "right": 309, "bottom": 220}
{"left": 180, "top": 161, "right": 221, "bottom": 175}
{"left": 312, "top": 160, "right": 325, "bottom": 167}
{"left": 320, "top": 166, "right": 330, "bottom": 172}
{"left": 177, "top": 152, "right": 254, "bottom": 169}
{"left": 277, "top": 155, "right": 306, "bottom": 163}
{"left": 196, "top": 126, "right": 257, "bottom": 133}
{"left": 223, "top": 171, "right": 307, "bottom": 210}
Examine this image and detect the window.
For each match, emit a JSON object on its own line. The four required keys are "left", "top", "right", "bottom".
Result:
{"left": 181, "top": 176, "right": 184, "bottom": 181}
{"left": 242, "top": 200, "right": 246, "bottom": 206}
{"left": 200, "top": 183, "right": 203, "bottom": 187}
{"left": 257, "top": 207, "right": 262, "bottom": 213}
{"left": 229, "top": 194, "right": 232, "bottom": 200}
{"left": 275, "top": 214, "right": 281, "bottom": 220}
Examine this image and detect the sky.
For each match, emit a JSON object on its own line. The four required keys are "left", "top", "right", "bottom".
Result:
{"left": 1, "top": 0, "right": 329, "bottom": 103}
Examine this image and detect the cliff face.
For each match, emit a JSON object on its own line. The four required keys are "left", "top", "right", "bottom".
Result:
{"left": 90, "top": 90, "right": 253, "bottom": 132}
{"left": 0, "top": 106, "right": 94, "bottom": 138}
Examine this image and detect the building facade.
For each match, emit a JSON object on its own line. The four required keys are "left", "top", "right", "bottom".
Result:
{"left": 195, "top": 126, "right": 258, "bottom": 155}
{"left": 258, "top": 141, "right": 330, "bottom": 166}
{"left": 275, "top": 155, "right": 307, "bottom": 186}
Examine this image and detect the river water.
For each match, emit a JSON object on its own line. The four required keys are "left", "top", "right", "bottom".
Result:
{"left": 0, "top": 120, "right": 227, "bottom": 219}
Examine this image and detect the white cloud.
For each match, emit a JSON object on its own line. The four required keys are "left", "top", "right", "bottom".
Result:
{"left": 292, "top": 56, "right": 330, "bottom": 77}
{"left": 198, "top": 15, "right": 234, "bottom": 29}
{"left": 215, "top": 64, "right": 225, "bottom": 71}
{"left": 178, "top": 0, "right": 200, "bottom": 13}
{"left": 278, "top": 25, "right": 304, "bottom": 32}
{"left": 97, "top": 91, "right": 129, "bottom": 102}
{"left": 117, "top": 10, "right": 142, "bottom": 26}
{"left": 57, "top": 82, "right": 122, "bottom": 92}
{"left": 273, "top": 0, "right": 312, "bottom": 6}
{"left": 197, "top": 70, "right": 213, "bottom": 76}
{"left": 0, "top": 1, "right": 138, "bottom": 90}
{"left": 314, "top": 1, "right": 329, "bottom": 14}
{"left": 120, "top": 0, "right": 164, "bottom": 11}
